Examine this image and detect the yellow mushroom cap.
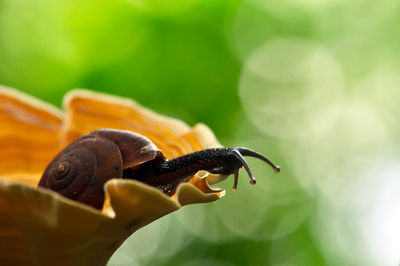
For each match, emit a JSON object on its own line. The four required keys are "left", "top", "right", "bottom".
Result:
{"left": 0, "top": 85, "right": 224, "bottom": 266}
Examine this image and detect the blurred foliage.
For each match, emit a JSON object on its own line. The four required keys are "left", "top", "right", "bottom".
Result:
{"left": 1, "top": 0, "right": 399, "bottom": 265}
{"left": 0, "top": 0, "right": 242, "bottom": 137}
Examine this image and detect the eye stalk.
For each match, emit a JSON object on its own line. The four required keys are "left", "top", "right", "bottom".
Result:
{"left": 232, "top": 147, "right": 280, "bottom": 190}
{"left": 124, "top": 146, "right": 280, "bottom": 194}
{"left": 39, "top": 128, "right": 280, "bottom": 208}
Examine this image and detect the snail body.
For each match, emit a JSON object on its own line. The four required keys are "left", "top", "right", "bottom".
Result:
{"left": 39, "top": 129, "right": 280, "bottom": 209}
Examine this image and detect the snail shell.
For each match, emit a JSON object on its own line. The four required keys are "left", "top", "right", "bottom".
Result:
{"left": 39, "top": 129, "right": 280, "bottom": 210}
{"left": 39, "top": 129, "right": 161, "bottom": 209}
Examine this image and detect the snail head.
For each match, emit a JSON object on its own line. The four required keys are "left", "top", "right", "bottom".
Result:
{"left": 213, "top": 147, "right": 280, "bottom": 190}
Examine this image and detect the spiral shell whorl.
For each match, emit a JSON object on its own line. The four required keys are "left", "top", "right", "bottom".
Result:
{"left": 39, "top": 135, "right": 123, "bottom": 209}
{"left": 45, "top": 147, "right": 95, "bottom": 195}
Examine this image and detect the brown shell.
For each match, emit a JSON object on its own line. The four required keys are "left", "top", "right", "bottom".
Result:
{"left": 39, "top": 129, "right": 164, "bottom": 209}
{"left": 0, "top": 85, "right": 224, "bottom": 266}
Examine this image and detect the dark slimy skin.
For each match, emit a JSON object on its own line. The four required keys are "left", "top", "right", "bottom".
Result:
{"left": 39, "top": 129, "right": 280, "bottom": 209}
{"left": 123, "top": 147, "right": 280, "bottom": 195}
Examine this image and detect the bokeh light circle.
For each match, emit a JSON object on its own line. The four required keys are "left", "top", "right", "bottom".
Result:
{"left": 239, "top": 38, "right": 344, "bottom": 140}
{"left": 312, "top": 154, "right": 400, "bottom": 265}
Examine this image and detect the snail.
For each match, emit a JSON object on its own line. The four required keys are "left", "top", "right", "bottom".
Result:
{"left": 39, "top": 129, "right": 280, "bottom": 209}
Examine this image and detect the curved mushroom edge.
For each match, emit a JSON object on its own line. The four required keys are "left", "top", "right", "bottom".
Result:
{"left": 0, "top": 171, "right": 224, "bottom": 227}
{"left": 0, "top": 86, "right": 226, "bottom": 218}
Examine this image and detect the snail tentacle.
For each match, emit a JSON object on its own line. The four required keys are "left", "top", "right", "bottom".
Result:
{"left": 232, "top": 170, "right": 239, "bottom": 191}
{"left": 39, "top": 129, "right": 280, "bottom": 209}
{"left": 232, "top": 148, "right": 256, "bottom": 185}
{"left": 123, "top": 147, "right": 279, "bottom": 194}
{"left": 236, "top": 147, "right": 280, "bottom": 173}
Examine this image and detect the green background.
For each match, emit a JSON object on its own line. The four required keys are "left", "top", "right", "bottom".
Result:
{"left": 1, "top": 0, "right": 399, "bottom": 265}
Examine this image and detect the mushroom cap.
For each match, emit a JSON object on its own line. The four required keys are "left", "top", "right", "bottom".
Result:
{"left": 0, "top": 85, "right": 225, "bottom": 266}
